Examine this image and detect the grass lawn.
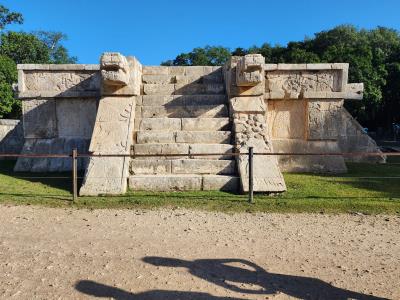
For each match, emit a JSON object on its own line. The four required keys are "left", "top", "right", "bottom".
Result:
{"left": 0, "top": 159, "right": 399, "bottom": 214}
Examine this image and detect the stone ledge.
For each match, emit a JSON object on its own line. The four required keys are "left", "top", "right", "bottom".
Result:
{"left": 17, "top": 64, "right": 100, "bottom": 71}
{"left": 19, "top": 91, "right": 101, "bottom": 99}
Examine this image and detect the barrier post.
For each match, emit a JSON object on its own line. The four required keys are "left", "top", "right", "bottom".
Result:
{"left": 72, "top": 148, "right": 78, "bottom": 202}
{"left": 248, "top": 147, "right": 254, "bottom": 203}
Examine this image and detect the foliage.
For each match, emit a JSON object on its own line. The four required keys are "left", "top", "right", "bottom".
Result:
{"left": 163, "top": 25, "right": 400, "bottom": 130}
{"left": 0, "top": 5, "right": 23, "bottom": 30}
{"left": 0, "top": 5, "right": 77, "bottom": 118}
{"left": 0, "top": 55, "right": 17, "bottom": 118}
{"left": 162, "top": 46, "right": 231, "bottom": 66}
{"left": 33, "top": 31, "right": 77, "bottom": 64}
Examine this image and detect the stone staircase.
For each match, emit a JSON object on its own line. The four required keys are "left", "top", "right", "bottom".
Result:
{"left": 128, "top": 66, "right": 239, "bottom": 191}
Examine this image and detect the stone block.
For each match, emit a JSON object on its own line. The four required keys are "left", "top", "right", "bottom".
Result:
{"left": 345, "top": 83, "right": 364, "bottom": 100}
{"left": 142, "top": 74, "right": 173, "bottom": 84}
{"left": 142, "top": 66, "right": 169, "bottom": 75}
{"left": 167, "top": 67, "right": 186, "bottom": 75}
{"left": 136, "top": 131, "right": 176, "bottom": 143}
{"left": 23, "top": 99, "right": 57, "bottom": 138}
{"left": 130, "top": 159, "right": 172, "bottom": 175}
{"left": 144, "top": 84, "right": 175, "bottom": 95}
{"left": 141, "top": 95, "right": 174, "bottom": 106}
{"left": 171, "top": 159, "right": 235, "bottom": 175}
{"left": 140, "top": 105, "right": 228, "bottom": 118}
{"left": 181, "top": 118, "right": 230, "bottom": 131}
{"left": 308, "top": 100, "right": 343, "bottom": 140}
{"left": 175, "top": 131, "right": 231, "bottom": 144}
{"left": 277, "top": 64, "right": 307, "bottom": 70}
{"left": 174, "top": 83, "right": 224, "bottom": 95}
{"left": 133, "top": 143, "right": 189, "bottom": 156}
{"left": 189, "top": 144, "right": 234, "bottom": 159}
{"left": 265, "top": 64, "right": 278, "bottom": 71}
{"left": 129, "top": 174, "right": 202, "bottom": 191}
{"left": 230, "top": 96, "right": 265, "bottom": 112}
{"left": 56, "top": 99, "right": 97, "bottom": 139}
{"left": 202, "top": 175, "right": 239, "bottom": 191}
{"left": 139, "top": 118, "right": 181, "bottom": 131}
{"left": 306, "top": 63, "right": 332, "bottom": 70}
{"left": 267, "top": 100, "right": 306, "bottom": 139}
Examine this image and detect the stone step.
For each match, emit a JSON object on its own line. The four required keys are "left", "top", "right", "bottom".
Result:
{"left": 138, "top": 95, "right": 227, "bottom": 106}
{"left": 136, "top": 131, "right": 231, "bottom": 144}
{"left": 130, "top": 159, "right": 235, "bottom": 175}
{"left": 136, "top": 104, "right": 228, "bottom": 118}
{"left": 142, "top": 73, "right": 223, "bottom": 84}
{"left": 128, "top": 174, "right": 239, "bottom": 191}
{"left": 135, "top": 118, "right": 230, "bottom": 131}
{"left": 142, "top": 66, "right": 221, "bottom": 76}
{"left": 132, "top": 143, "right": 234, "bottom": 159}
{"left": 143, "top": 83, "right": 224, "bottom": 95}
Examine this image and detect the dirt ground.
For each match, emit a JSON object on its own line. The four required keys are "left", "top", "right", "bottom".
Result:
{"left": 0, "top": 204, "right": 399, "bottom": 299}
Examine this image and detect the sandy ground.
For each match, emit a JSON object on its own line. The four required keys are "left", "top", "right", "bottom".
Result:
{"left": 0, "top": 205, "right": 399, "bottom": 299}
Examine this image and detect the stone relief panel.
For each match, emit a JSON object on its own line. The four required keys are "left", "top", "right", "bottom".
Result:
{"left": 267, "top": 100, "right": 306, "bottom": 139}
{"left": 23, "top": 71, "right": 100, "bottom": 94}
{"left": 308, "top": 100, "right": 343, "bottom": 140}
{"left": 266, "top": 70, "right": 340, "bottom": 99}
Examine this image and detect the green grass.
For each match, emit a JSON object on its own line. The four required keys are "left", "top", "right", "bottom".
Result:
{"left": 0, "top": 160, "right": 399, "bottom": 214}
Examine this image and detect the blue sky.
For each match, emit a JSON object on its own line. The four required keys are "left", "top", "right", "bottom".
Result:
{"left": 2, "top": 0, "right": 400, "bottom": 65}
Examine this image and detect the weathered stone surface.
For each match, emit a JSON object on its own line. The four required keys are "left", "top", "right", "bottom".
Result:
{"left": 136, "top": 131, "right": 175, "bottom": 144}
{"left": 266, "top": 70, "right": 340, "bottom": 99}
{"left": 130, "top": 159, "right": 172, "bottom": 175}
{"left": 0, "top": 120, "right": 24, "bottom": 158}
{"left": 56, "top": 99, "right": 97, "bottom": 138}
{"left": 142, "top": 74, "right": 173, "bottom": 84}
{"left": 267, "top": 100, "right": 306, "bottom": 139}
{"left": 139, "top": 118, "right": 181, "bottom": 131}
{"left": 133, "top": 143, "right": 189, "bottom": 156}
{"left": 337, "top": 108, "right": 385, "bottom": 163}
{"left": 141, "top": 95, "right": 227, "bottom": 106}
{"left": 175, "top": 131, "right": 231, "bottom": 144}
{"left": 308, "top": 100, "right": 343, "bottom": 140}
{"left": 20, "top": 69, "right": 100, "bottom": 98}
{"left": 272, "top": 139, "right": 347, "bottom": 173}
{"left": 175, "top": 83, "right": 225, "bottom": 95}
{"left": 230, "top": 96, "right": 265, "bottom": 112}
{"left": 129, "top": 174, "right": 202, "bottom": 191}
{"left": 171, "top": 159, "right": 235, "bottom": 175}
{"left": 100, "top": 52, "right": 130, "bottom": 86}
{"left": 181, "top": 118, "right": 229, "bottom": 131}
{"left": 144, "top": 84, "right": 175, "bottom": 95}
{"left": 236, "top": 54, "right": 265, "bottom": 86}
{"left": 189, "top": 144, "right": 234, "bottom": 159}
{"left": 345, "top": 83, "right": 364, "bottom": 100}
{"left": 202, "top": 175, "right": 239, "bottom": 191}
{"left": 140, "top": 105, "right": 228, "bottom": 118}
{"left": 80, "top": 96, "right": 136, "bottom": 195}
{"left": 23, "top": 99, "right": 57, "bottom": 138}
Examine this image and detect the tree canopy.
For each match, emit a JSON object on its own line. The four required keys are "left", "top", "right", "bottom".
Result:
{"left": 162, "top": 25, "right": 400, "bottom": 131}
{"left": 0, "top": 5, "right": 76, "bottom": 118}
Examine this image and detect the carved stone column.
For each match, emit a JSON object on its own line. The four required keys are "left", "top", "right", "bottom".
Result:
{"left": 225, "top": 54, "right": 286, "bottom": 192}
{"left": 80, "top": 52, "right": 142, "bottom": 196}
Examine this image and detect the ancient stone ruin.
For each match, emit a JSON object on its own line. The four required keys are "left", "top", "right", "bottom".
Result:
{"left": 13, "top": 53, "right": 384, "bottom": 195}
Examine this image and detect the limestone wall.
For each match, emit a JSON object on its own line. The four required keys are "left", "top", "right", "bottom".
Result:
{"left": 14, "top": 64, "right": 100, "bottom": 172}
{"left": 0, "top": 119, "right": 24, "bottom": 159}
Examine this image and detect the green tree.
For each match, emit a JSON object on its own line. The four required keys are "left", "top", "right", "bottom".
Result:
{"left": 34, "top": 31, "right": 77, "bottom": 63}
{"left": 162, "top": 46, "right": 230, "bottom": 66}
{"left": 0, "top": 5, "right": 23, "bottom": 30}
{"left": 0, "top": 55, "right": 17, "bottom": 118}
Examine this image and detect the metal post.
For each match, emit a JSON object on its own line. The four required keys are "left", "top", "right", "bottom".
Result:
{"left": 72, "top": 148, "right": 78, "bottom": 202}
{"left": 248, "top": 146, "right": 254, "bottom": 203}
